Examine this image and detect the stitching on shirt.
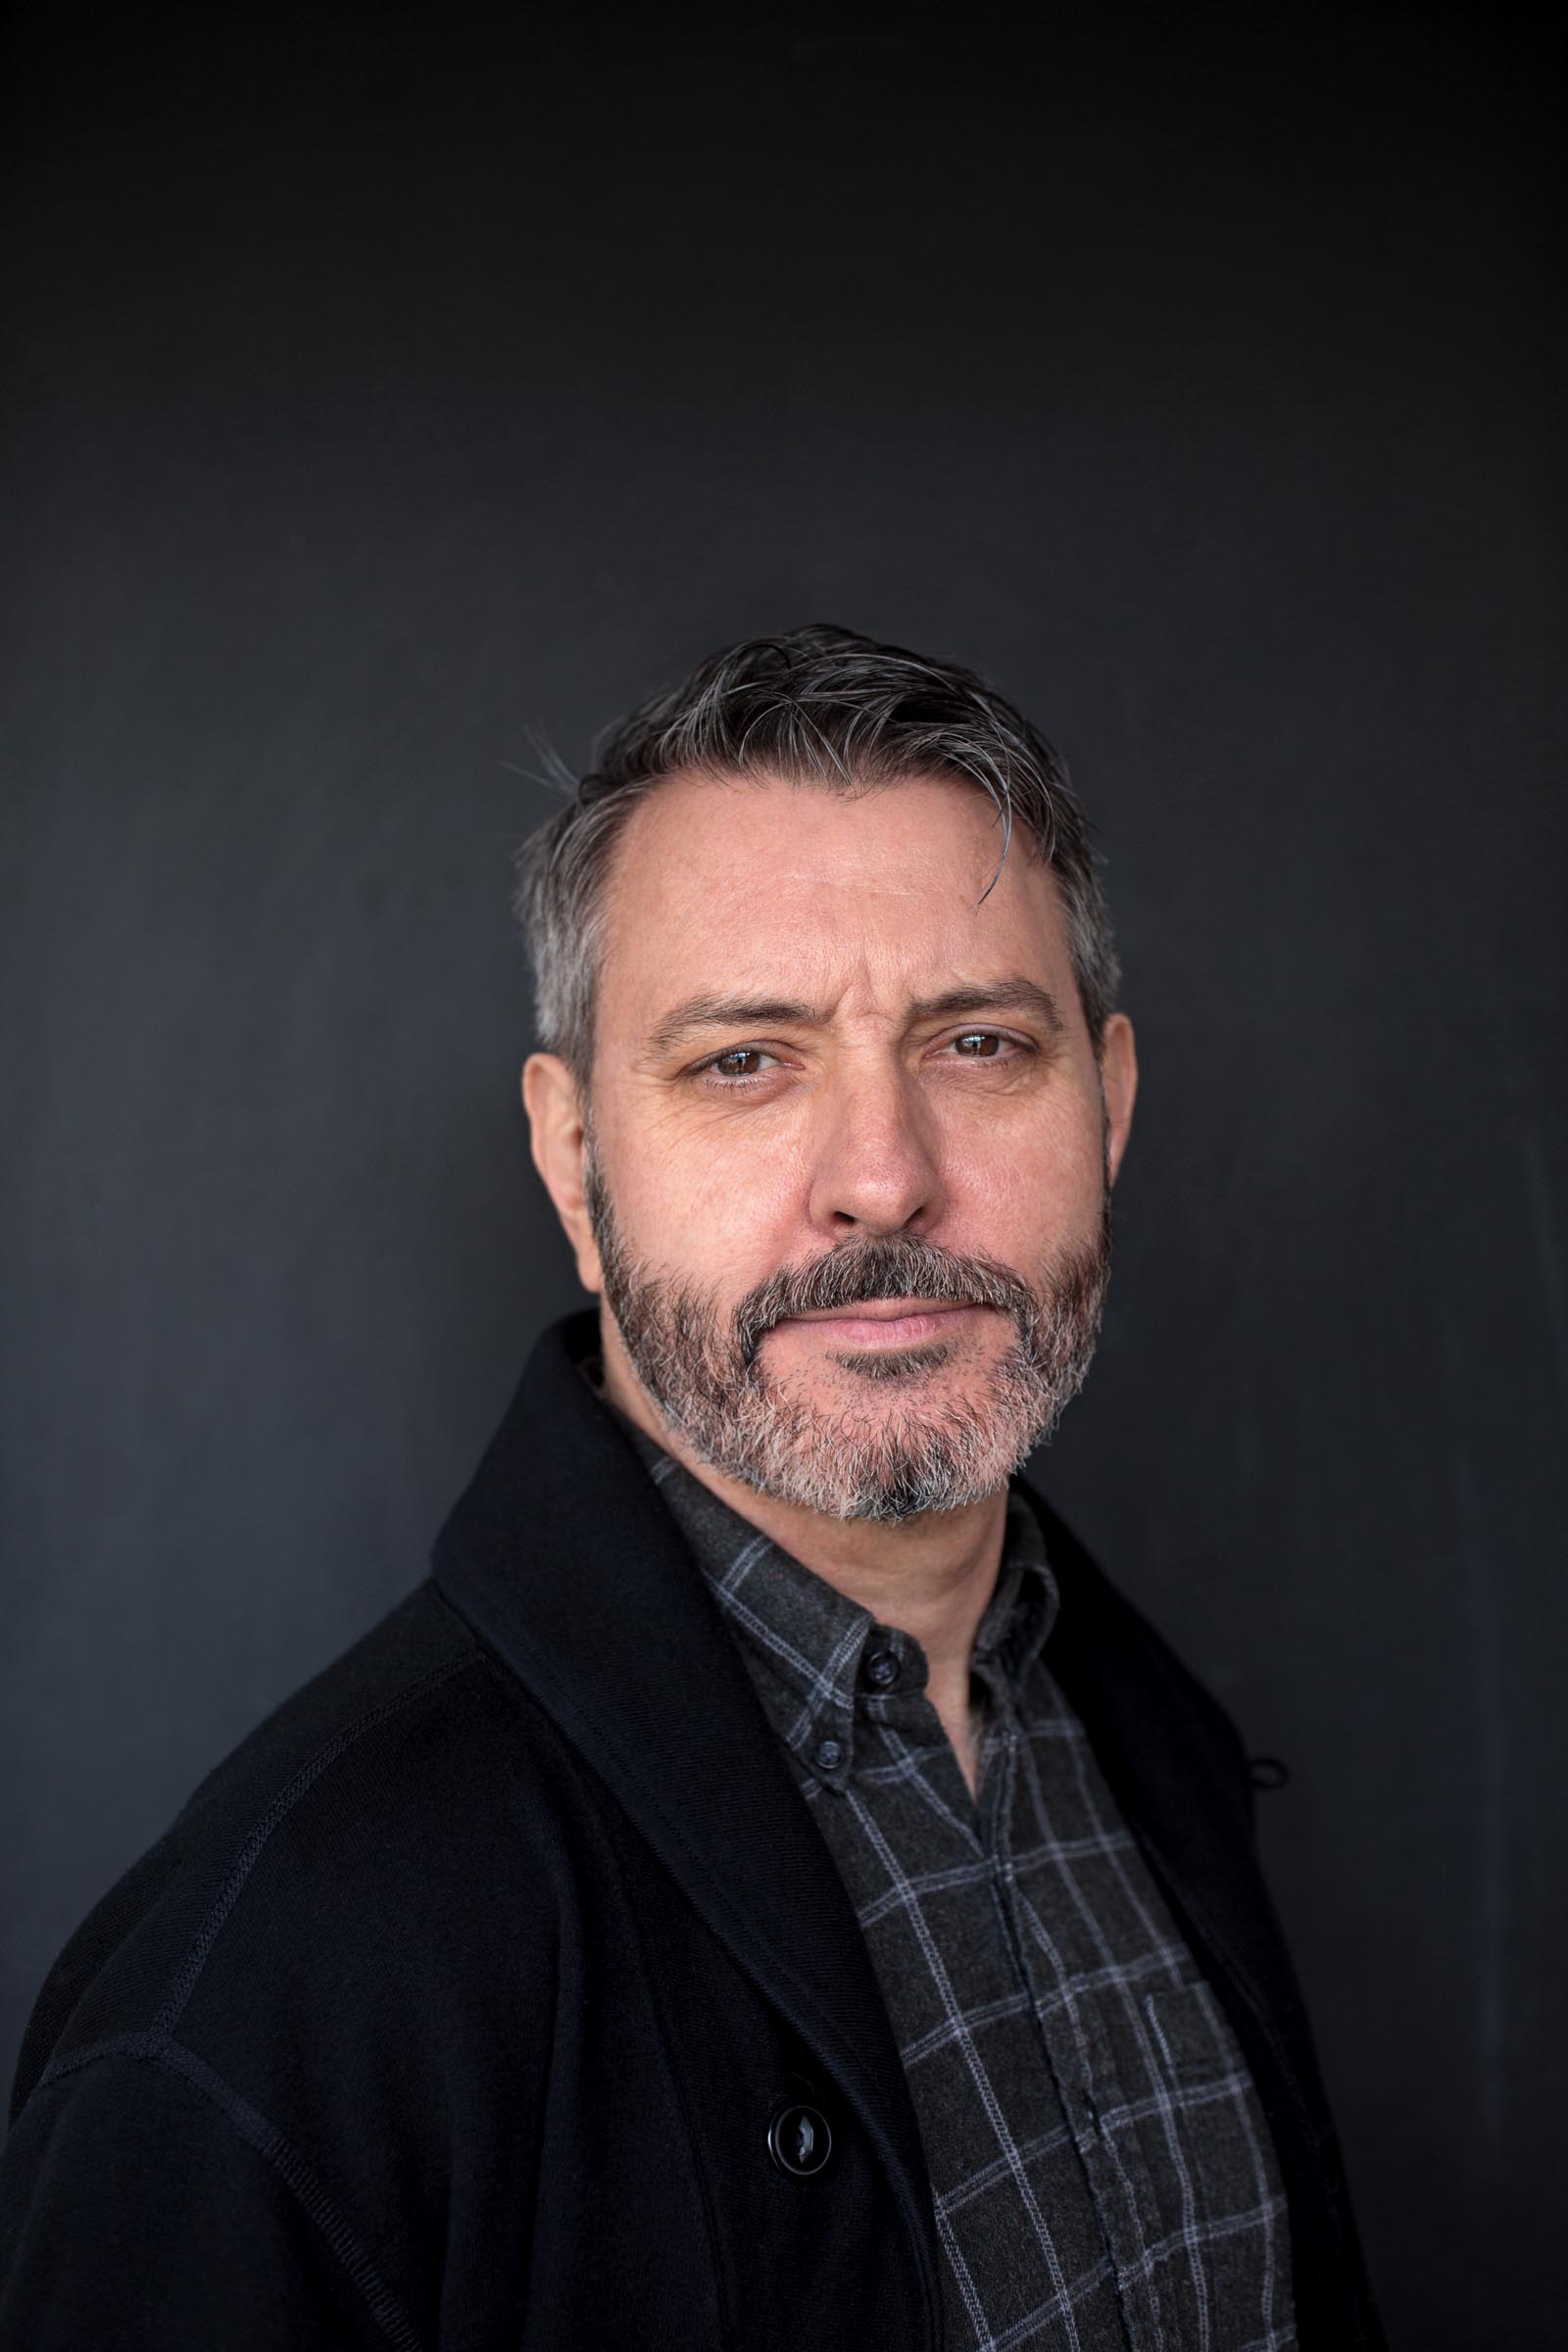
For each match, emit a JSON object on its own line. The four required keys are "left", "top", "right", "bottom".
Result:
{"left": 31, "top": 2032, "right": 425, "bottom": 2351}
{"left": 153, "top": 1655, "right": 476, "bottom": 2039}
{"left": 1025, "top": 1588, "right": 1328, "bottom": 2330}
{"left": 635, "top": 1443, "right": 1294, "bottom": 2348}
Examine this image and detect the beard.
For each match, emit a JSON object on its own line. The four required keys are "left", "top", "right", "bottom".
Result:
{"left": 584, "top": 1143, "right": 1112, "bottom": 1525}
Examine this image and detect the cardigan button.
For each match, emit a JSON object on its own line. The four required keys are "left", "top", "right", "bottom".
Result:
{"left": 767, "top": 2101, "right": 834, "bottom": 2179}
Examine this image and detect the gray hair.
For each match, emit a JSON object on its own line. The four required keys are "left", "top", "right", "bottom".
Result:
{"left": 513, "top": 622, "right": 1120, "bottom": 1079}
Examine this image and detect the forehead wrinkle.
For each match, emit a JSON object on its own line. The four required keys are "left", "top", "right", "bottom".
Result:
{"left": 603, "top": 774, "right": 1074, "bottom": 1061}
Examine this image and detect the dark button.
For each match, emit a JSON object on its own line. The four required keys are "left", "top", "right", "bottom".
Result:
{"left": 812, "top": 1737, "right": 844, "bottom": 1773}
{"left": 767, "top": 2101, "right": 834, "bottom": 2179}
{"left": 861, "top": 1647, "right": 900, "bottom": 1690}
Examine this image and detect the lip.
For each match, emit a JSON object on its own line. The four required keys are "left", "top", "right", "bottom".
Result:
{"left": 777, "top": 1299, "right": 981, "bottom": 1348}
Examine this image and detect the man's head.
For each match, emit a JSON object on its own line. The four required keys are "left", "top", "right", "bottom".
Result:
{"left": 518, "top": 624, "right": 1137, "bottom": 1522}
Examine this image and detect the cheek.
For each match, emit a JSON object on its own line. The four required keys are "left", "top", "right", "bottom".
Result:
{"left": 950, "top": 1095, "right": 1105, "bottom": 1247}
{"left": 599, "top": 1110, "right": 807, "bottom": 1273}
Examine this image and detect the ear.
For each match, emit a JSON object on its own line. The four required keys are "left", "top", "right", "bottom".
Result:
{"left": 1099, "top": 1012, "right": 1138, "bottom": 1187}
{"left": 521, "top": 1054, "right": 604, "bottom": 1295}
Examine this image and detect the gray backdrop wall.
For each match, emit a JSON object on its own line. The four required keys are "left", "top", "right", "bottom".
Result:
{"left": 4, "top": 11, "right": 1562, "bottom": 2346}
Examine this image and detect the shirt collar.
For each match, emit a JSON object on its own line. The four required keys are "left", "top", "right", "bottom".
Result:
{"left": 600, "top": 1381, "right": 1060, "bottom": 1786}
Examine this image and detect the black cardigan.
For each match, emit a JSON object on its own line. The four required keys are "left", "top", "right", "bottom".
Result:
{"left": 0, "top": 1314, "right": 1384, "bottom": 2349}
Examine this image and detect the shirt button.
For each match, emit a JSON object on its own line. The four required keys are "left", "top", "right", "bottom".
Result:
{"left": 861, "top": 1647, "right": 900, "bottom": 1690}
{"left": 813, "top": 1737, "right": 844, "bottom": 1773}
{"left": 767, "top": 2101, "right": 835, "bottom": 2179}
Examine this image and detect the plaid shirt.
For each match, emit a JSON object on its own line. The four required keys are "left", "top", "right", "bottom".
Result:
{"left": 624, "top": 1423, "right": 1296, "bottom": 2352}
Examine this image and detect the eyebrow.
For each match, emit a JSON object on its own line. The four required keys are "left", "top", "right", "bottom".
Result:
{"left": 643, "top": 977, "right": 1069, "bottom": 1059}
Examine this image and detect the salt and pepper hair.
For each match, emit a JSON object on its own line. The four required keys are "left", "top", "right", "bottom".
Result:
{"left": 513, "top": 622, "right": 1120, "bottom": 1080}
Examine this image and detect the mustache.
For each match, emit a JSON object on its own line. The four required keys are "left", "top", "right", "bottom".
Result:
{"left": 732, "top": 1234, "right": 1043, "bottom": 1368}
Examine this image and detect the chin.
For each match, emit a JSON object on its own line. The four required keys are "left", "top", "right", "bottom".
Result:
{"left": 786, "top": 1343, "right": 1001, "bottom": 1424}
{"left": 820, "top": 1340, "right": 959, "bottom": 1385}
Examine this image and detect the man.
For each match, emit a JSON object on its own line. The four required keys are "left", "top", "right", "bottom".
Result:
{"left": 0, "top": 625, "right": 1382, "bottom": 2348}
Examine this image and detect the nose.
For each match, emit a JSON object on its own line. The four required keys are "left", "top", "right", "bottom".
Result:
{"left": 806, "top": 1061, "right": 945, "bottom": 1237}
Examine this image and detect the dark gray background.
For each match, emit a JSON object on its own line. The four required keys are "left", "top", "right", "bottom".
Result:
{"left": 3, "top": 10, "right": 1562, "bottom": 2345}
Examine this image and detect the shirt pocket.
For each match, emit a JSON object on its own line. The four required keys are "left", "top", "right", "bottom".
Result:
{"left": 1141, "top": 1979, "right": 1283, "bottom": 2230}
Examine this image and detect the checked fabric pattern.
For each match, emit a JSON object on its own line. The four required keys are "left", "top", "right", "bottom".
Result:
{"left": 631, "top": 1429, "right": 1296, "bottom": 2352}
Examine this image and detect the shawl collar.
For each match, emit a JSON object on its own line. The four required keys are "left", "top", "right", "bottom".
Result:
{"left": 432, "top": 1312, "right": 1379, "bottom": 2350}
{"left": 430, "top": 1313, "right": 942, "bottom": 2337}
{"left": 1029, "top": 1497, "right": 1380, "bottom": 2348}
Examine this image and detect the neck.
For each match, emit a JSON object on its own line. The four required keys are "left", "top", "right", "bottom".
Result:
{"left": 598, "top": 1318, "right": 1007, "bottom": 1794}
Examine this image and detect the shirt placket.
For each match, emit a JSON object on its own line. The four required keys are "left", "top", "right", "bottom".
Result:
{"left": 980, "top": 1679, "right": 1169, "bottom": 2351}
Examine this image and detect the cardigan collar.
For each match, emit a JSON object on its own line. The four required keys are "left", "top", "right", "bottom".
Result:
{"left": 429, "top": 1311, "right": 944, "bottom": 2336}
{"left": 430, "top": 1310, "right": 1373, "bottom": 2349}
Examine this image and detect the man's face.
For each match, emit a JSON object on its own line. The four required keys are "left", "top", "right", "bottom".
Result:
{"left": 527, "top": 769, "right": 1137, "bottom": 1520}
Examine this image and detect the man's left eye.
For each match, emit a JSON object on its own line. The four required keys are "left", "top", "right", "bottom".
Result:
{"left": 949, "top": 1031, "right": 1007, "bottom": 1059}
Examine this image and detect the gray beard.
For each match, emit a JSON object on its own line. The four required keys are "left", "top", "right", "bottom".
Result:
{"left": 584, "top": 1146, "right": 1112, "bottom": 1524}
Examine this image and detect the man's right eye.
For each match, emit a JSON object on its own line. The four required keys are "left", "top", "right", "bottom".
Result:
{"left": 704, "top": 1048, "right": 776, "bottom": 1081}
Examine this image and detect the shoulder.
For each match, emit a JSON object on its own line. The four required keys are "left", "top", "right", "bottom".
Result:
{"left": 12, "top": 1580, "right": 589, "bottom": 2128}
{"left": 3, "top": 1583, "right": 600, "bottom": 2349}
